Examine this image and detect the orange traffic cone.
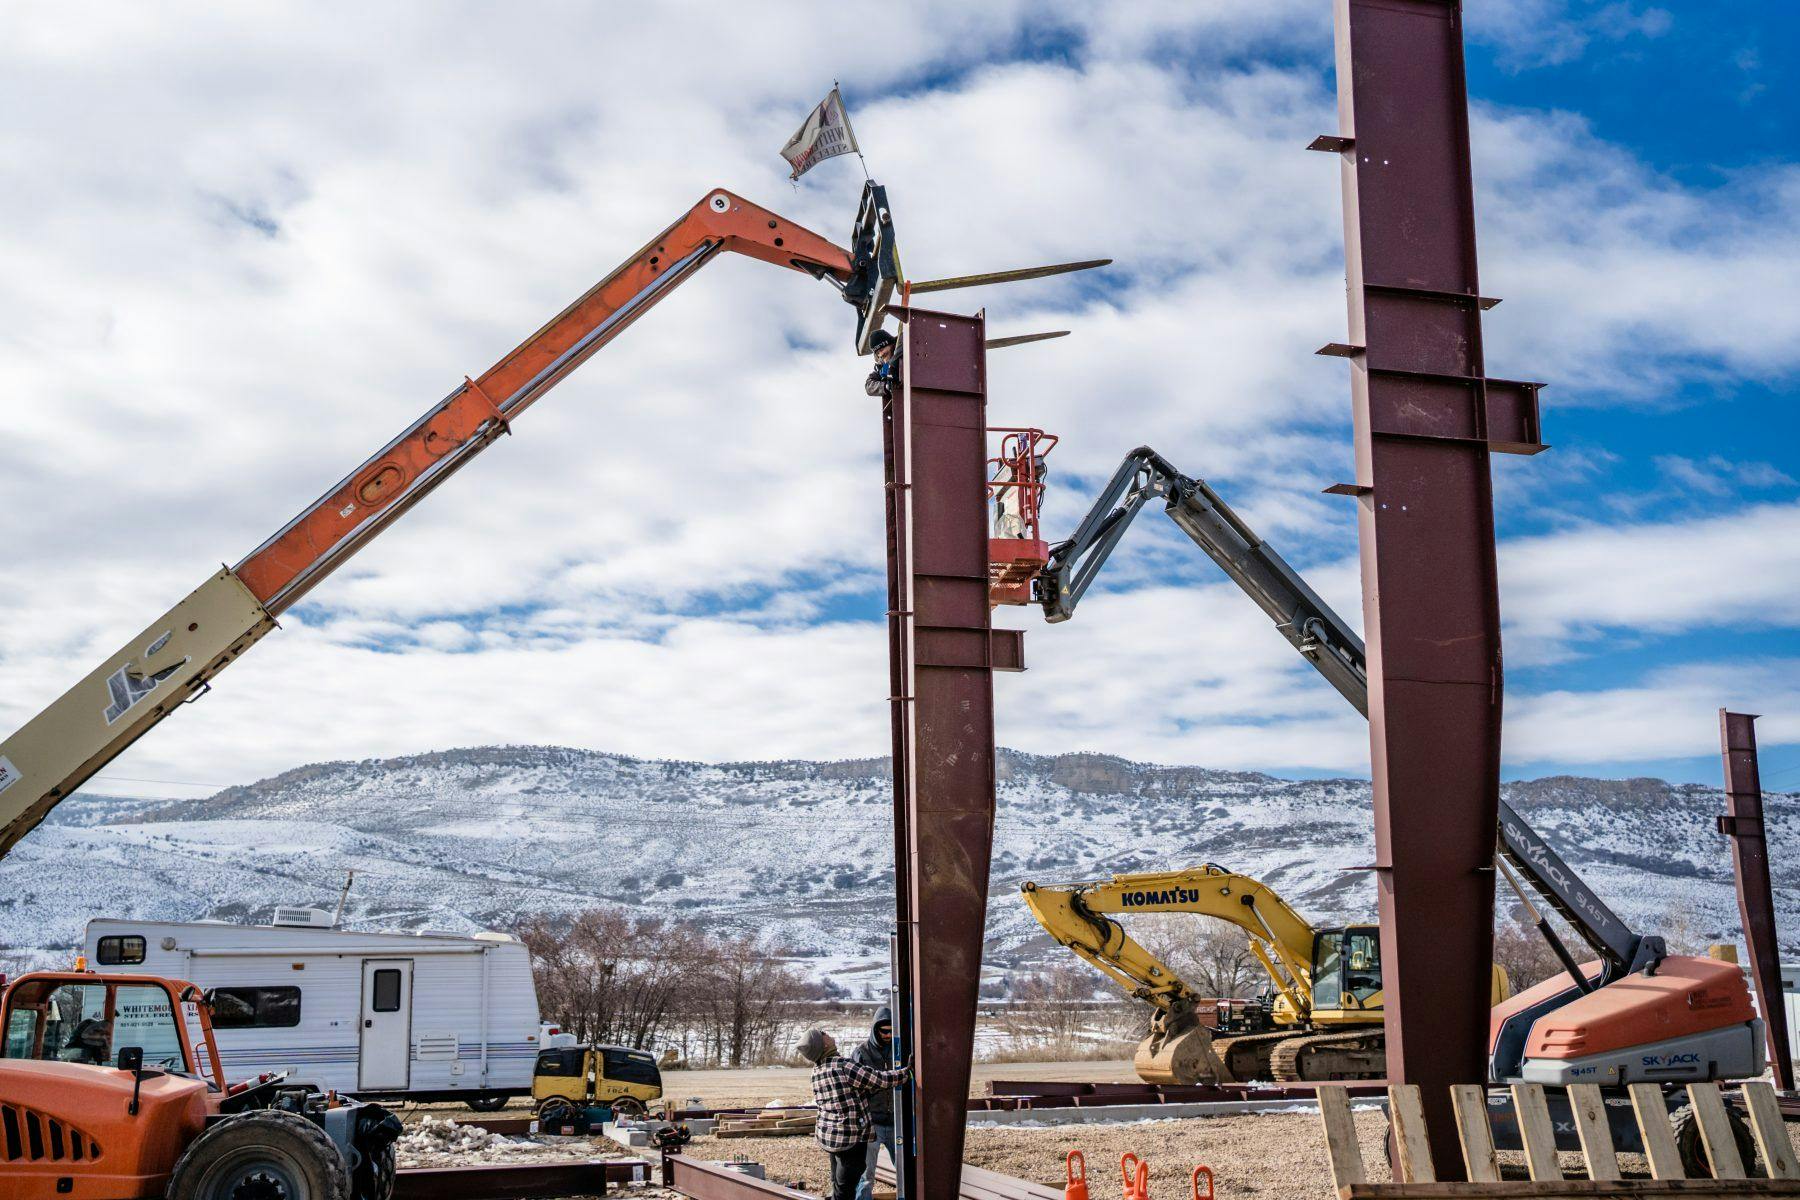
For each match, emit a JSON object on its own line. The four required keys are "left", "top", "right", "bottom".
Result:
{"left": 1120, "top": 1154, "right": 1149, "bottom": 1200}
{"left": 1191, "top": 1165, "right": 1215, "bottom": 1200}
{"left": 1065, "top": 1151, "right": 1090, "bottom": 1200}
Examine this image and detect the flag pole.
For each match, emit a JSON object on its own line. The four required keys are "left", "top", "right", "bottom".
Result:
{"left": 835, "top": 79, "right": 873, "bottom": 181}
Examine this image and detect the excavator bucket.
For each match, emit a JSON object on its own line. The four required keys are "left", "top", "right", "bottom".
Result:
{"left": 1133, "top": 1015, "right": 1228, "bottom": 1085}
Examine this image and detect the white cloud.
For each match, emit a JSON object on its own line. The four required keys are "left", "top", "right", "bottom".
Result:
{"left": 1500, "top": 501, "right": 1800, "bottom": 665}
{"left": 0, "top": 4, "right": 1794, "bottom": 800}
{"left": 1510, "top": 659, "right": 1800, "bottom": 766}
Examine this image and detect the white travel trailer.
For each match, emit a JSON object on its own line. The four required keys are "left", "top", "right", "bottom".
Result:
{"left": 85, "top": 909, "right": 545, "bottom": 1109}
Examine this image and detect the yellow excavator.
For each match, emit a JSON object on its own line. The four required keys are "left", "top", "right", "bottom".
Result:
{"left": 1022, "top": 866, "right": 1387, "bottom": 1084}
{"left": 1022, "top": 865, "right": 1511, "bottom": 1084}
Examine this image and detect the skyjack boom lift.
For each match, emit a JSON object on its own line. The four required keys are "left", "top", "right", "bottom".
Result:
{"left": 1027, "top": 446, "right": 1764, "bottom": 1091}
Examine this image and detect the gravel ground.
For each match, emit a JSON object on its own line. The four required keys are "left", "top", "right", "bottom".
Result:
{"left": 680, "top": 1109, "right": 1397, "bottom": 1200}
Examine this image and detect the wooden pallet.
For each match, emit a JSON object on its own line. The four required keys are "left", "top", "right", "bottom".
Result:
{"left": 714, "top": 1114, "right": 819, "bottom": 1139}
{"left": 1319, "top": 1082, "right": 1800, "bottom": 1199}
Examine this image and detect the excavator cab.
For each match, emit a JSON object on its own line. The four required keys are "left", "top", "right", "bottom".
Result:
{"left": 1309, "top": 926, "right": 1383, "bottom": 1025}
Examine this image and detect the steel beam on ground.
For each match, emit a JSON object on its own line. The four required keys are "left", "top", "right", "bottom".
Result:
{"left": 884, "top": 306, "right": 1004, "bottom": 1200}
{"left": 877, "top": 1162, "right": 1063, "bottom": 1200}
{"left": 1719, "top": 710, "right": 1795, "bottom": 1092}
{"left": 665, "top": 1155, "right": 818, "bottom": 1200}
{"left": 393, "top": 1160, "right": 645, "bottom": 1199}
{"left": 1321, "top": 0, "right": 1546, "bottom": 1174}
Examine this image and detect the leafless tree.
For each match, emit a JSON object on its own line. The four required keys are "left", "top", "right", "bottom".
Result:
{"left": 1133, "top": 914, "right": 1263, "bottom": 1000}
{"left": 517, "top": 906, "right": 819, "bottom": 1066}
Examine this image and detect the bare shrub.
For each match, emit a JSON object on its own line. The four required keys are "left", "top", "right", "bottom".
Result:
{"left": 1132, "top": 914, "right": 1263, "bottom": 1001}
{"left": 517, "top": 907, "right": 821, "bottom": 1066}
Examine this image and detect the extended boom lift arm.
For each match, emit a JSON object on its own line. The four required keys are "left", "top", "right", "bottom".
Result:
{"left": 0, "top": 189, "right": 859, "bottom": 859}
{"left": 1038, "top": 447, "right": 1664, "bottom": 990}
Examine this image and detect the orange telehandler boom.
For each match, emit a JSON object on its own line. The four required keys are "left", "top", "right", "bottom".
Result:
{"left": 0, "top": 187, "right": 870, "bottom": 859}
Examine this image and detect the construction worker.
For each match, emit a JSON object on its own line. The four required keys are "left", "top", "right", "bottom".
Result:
{"left": 852, "top": 1008, "right": 898, "bottom": 1200}
{"left": 864, "top": 329, "right": 899, "bottom": 397}
{"left": 796, "top": 1028, "right": 911, "bottom": 1200}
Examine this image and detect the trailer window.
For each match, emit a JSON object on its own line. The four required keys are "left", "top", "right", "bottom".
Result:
{"left": 372, "top": 969, "right": 402, "bottom": 1013}
{"left": 210, "top": 986, "right": 302, "bottom": 1029}
{"left": 96, "top": 935, "right": 146, "bottom": 965}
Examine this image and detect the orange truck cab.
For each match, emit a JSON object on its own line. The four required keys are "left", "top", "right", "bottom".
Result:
{"left": 0, "top": 968, "right": 400, "bottom": 1200}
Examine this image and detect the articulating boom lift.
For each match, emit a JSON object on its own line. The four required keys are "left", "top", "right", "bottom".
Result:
{"left": 1023, "top": 446, "right": 1763, "bottom": 1094}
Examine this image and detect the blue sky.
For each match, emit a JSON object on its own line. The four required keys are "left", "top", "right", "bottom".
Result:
{"left": 0, "top": 1, "right": 1795, "bottom": 797}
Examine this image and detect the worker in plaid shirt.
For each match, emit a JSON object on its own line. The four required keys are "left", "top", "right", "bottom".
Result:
{"left": 796, "top": 1028, "right": 911, "bottom": 1200}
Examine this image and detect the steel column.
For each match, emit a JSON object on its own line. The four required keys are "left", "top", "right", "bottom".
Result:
{"left": 1320, "top": 0, "right": 1545, "bottom": 1173}
{"left": 1719, "top": 710, "right": 1794, "bottom": 1092}
{"left": 884, "top": 306, "right": 1004, "bottom": 1200}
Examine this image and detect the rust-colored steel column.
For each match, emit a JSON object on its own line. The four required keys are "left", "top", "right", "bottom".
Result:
{"left": 1718, "top": 710, "right": 1794, "bottom": 1092}
{"left": 883, "top": 306, "right": 1018, "bottom": 1198}
{"left": 1320, "top": 0, "right": 1546, "bottom": 1172}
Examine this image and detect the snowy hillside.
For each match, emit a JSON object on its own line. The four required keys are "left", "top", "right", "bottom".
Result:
{"left": 2, "top": 747, "right": 1794, "bottom": 992}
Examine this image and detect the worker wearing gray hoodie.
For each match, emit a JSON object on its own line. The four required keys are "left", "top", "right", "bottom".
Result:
{"left": 850, "top": 1007, "right": 898, "bottom": 1200}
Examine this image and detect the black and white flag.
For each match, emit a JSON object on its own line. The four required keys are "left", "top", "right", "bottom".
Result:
{"left": 780, "top": 87, "right": 860, "bottom": 180}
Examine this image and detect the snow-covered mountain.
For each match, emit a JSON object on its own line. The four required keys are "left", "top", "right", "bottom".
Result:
{"left": 3, "top": 746, "right": 1794, "bottom": 991}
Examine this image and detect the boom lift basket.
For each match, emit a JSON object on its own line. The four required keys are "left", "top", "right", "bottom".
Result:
{"left": 988, "top": 428, "right": 1056, "bottom": 606}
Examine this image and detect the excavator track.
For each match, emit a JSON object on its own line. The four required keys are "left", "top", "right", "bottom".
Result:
{"left": 1266, "top": 1029, "right": 1386, "bottom": 1082}
{"left": 1209, "top": 1031, "right": 1298, "bottom": 1083}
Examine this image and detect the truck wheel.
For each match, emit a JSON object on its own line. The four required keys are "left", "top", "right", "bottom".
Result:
{"left": 167, "top": 1110, "right": 350, "bottom": 1200}
{"left": 1671, "top": 1101, "right": 1760, "bottom": 1178}
{"left": 353, "top": 1141, "right": 396, "bottom": 1200}
{"left": 536, "top": 1097, "right": 577, "bottom": 1125}
{"left": 463, "top": 1094, "right": 509, "bottom": 1113}
{"left": 610, "top": 1096, "right": 647, "bottom": 1119}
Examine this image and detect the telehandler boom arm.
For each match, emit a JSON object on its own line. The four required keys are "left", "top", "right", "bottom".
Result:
{"left": 0, "top": 190, "right": 853, "bottom": 859}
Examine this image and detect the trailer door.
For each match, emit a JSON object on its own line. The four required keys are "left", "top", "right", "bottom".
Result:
{"left": 358, "top": 959, "right": 413, "bottom": 1091}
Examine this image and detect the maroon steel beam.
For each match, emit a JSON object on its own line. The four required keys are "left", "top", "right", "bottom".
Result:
{"left": 394, "top": 1160, "right": 646, "bottom": 1199}
{"left": 1319, "top": 0, "right": 1546, "bottom": 1174}
{"left": 1719, "top": 710, "right": 1794, "bottom": 1092}
{"left": 664, "top": 1154, "right": 818, "bottom": 1200}
{"left": 884, "top": 305, "right": 1008, "bottom": 1199}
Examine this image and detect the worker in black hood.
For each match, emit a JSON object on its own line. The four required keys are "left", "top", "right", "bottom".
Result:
{"left": 850, "top": 1006, "right": 898, "bottom": 1200}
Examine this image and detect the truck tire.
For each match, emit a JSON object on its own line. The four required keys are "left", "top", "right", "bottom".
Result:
{"left": 536, "top": 1096, "right": 577, "bottom": 1125}
{"left": 610, "top": 1096, "right": 647, "bottom": 1119}
{"left": 167, "top": 1110, "right": 350, "bottom": 1200}
{"left": 353, "top": 1141, "right": 396, "bottom": 1200}
{"left": 463, "top": 1093, "right": 509, "bottom": 1113}
{"left": 1671, "top": 1101, "right": 1760, "bottom": 1178}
